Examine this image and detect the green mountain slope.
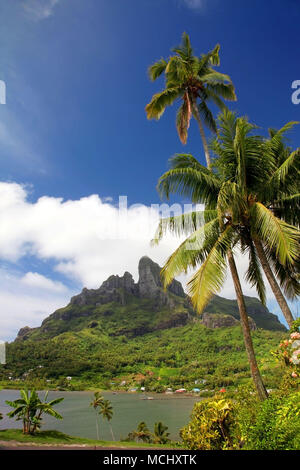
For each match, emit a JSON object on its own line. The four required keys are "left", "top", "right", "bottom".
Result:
{"left": 2, "top": 257, "right": 286, "bottom": 391}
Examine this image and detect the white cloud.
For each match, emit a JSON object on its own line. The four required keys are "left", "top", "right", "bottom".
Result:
{"left": 0, "top": 183, "right": 186, "bottom": 287}
{"left": 21, "top": 272, "right": 68, "bottom": 293}
{"left": 22, "top": 0, "right": 60, "bottom": 21}
{"left": 0, "top": 267, "right": 72, "bottom": 341}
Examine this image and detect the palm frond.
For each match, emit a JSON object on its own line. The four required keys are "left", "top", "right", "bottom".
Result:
{"left": 264, "top": 243, "right": 300, "bottom": 300}
{"left": 251, "top": 202, "right": 300, "bottom": 266}
{"left": 176, "top": 94, "right": 192, "bottom": 144}
{"left": 160, "top": 218, "right": 220, "bottom": 288}
{"left": 206, "top": 83, "right": 237, "bottom": 101}
{"left": 196, "top": 101, "right": 217, "bottom": 134}
{"left": 145, "top": 87, "right": 182, "bottom": 120}
{"left": 244, "top": 241, "right": 266, "bottom": 305}
{"left": 148, "top": 58, "right": 167, "bottom": 81}
{"left": 157, "top": 166, "right": 221, "bottom": 204}
{"left": 187, "top": 225, "right": 234, "bottom": 313}
{"left": 151, "top": 210, "right": 218, "bottom": 245}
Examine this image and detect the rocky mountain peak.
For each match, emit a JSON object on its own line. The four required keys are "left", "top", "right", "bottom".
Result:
{"left": 138, "top": 256, "right": 185, "bottom": 299}
{"left": 70, "top": 256, "right": 185, "bottom": 308}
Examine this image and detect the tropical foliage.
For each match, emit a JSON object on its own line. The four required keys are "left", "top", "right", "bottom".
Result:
{"left": 1, "top": 321, "right": 285, "bottom": 393}
{"left": 5, "top": 389, "right": 63, "bottom": 434}
{"left": 152, "top": 110, "right": 299, "bottom": 397}
{"left": 126, "top": 421, "right": 170, "bottom": 444}
{"left": 181, "top": 323, "right": 300, "bottom": 450}
{"left": 99, "top": 399, "right": 115, "bottom": 441}
{"left": 154, "top": 111, "right": 299, "bottom": 324}
{"left": 146, "top": 33, "right": 236, "bottom": 166}
{"left": 180, "top": 398, "right": 236, "bottom": 450}
{"left": 90, "top": 391, "right": 104, "bottom": 440}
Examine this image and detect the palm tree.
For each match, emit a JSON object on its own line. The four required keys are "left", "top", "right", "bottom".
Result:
{"left": 152, "top": 421, "right": 170, "bottom": 444}
{"left": 153, "top": 210, "right": 268, "bottom": 400}
{"left": 90, "top": 391, "right": 104, "bottom": 440}
{"left": 252, "top": 123, "right": 300, "bottom": 327}
{"left": 153, "top": 115, "right": 299, "bottom": 397}
{"left": 127, "top": 421, "right": 152, "bottom": 443}
{"left": 211, "top": 112, "right": 300, "bottom": 328}
{"left": 6, "top": 389, "right": 63, "bottom": 434}
{"left": 145, "top": 32, "right": 236, "bottom": 167}
{"left": 99, "top": 399, "right": 115, "bottom": 441}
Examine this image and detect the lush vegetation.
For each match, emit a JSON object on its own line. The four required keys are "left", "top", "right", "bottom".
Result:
{"left": 90, "top": 392, "right": 114, "bottom": 440}
{"left": 180, "top": 325, "right": 300, "bottom": 450}
{"left": 125, "top": 421, "right": 171, "bottom": 445}
{"left": 1, "top": 322, "right": 284, "bottom": 393}
{"left": 5, "top": 389, "right": 64, "bottom": 434}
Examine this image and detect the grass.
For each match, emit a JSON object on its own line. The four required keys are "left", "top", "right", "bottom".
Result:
{"left": 0, "top": 429, "right": 178, "bottom": 448}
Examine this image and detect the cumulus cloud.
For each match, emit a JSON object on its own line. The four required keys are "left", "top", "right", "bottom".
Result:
{"left": 22, "top": 0, "right": 60, "bottom": 21}
{"left": 0, "top": 267, "right": 72, "bottom": 341}
{"left": 21, "top": 272, "right": 68, "bottom": 293}
{"left": 0, "top": 181, "right": 289, "bottom": 340}
{"left": 0, "top": 183, "right": 183, "bottom": 287}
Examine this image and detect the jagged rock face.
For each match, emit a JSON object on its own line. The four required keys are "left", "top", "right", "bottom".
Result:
{"left": 138, "top": 256, "right": 185, "bottom": 299}
{"left": 70, "top": 271, "right": 139, "bottom": 306}
{"left": 200, "top": 312, "right": 257, "bottom": 331}
{"left": 70, "top": 256, "right": 185, "bottom": 309}
{"left": 16, "top": 326, "right": 34, "bottom": 341}
{"left": 201, "top": 313, "right": 239, "bottom": 329}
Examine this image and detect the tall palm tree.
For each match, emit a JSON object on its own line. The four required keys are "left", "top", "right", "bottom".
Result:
{"left": 99, "top": 399, "right": 115, "bottom": 441}
{"left": 153, "top": 207, "right": 268, "bottom": 400}
{"left": 211, "top": 112, "right": 300, "bottom": 328}
{"left": 90, "top": 391, "right": 104, "bottom": 440}
{"left": 145, "top": 33, "right": 236, "bottom": 167}
{"left": 153, "top": 125, "right": 299, "bottom": 398}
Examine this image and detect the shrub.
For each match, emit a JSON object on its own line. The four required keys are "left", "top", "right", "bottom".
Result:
{"left": 180, "top": 398, "right": 237, "bottom": 450}
{"left": 243, "top": 392, "right": 300, "bottom": 450}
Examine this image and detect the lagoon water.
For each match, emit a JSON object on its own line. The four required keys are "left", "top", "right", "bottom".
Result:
{"left": 0, "top": 390, "right": 200, "bottom": 441}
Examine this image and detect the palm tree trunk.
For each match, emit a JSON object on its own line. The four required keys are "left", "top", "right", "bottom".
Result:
{"left": 253, "top": 239, "right": 295, "bottom": 328}
{"left": 192, "top": 100, "right": 211, "bottom": 168}
{"left": 95, "top": 412, "right": 99, "bottom": 440}
{"left": 109, "top": 423, "right": 115, "bottom": 441}
{"left": 227, "top": 250, "right": 268, "bottom": 401}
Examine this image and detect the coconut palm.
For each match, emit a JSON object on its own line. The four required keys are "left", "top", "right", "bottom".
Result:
{"left": 90, "top": 391, "right": 104, "bottom": 440}
{"left": 128, "top": 421, "right": 152, "bottom": 443}
{"left": 6, "top": 389, "right": 63, "bottom": 434}
{"left": 153, "top": 207, "right": 268, "bottom": 400}
{"left": 211, "top": 112, "right": 300, "bottom": 327}
{"left": 152, "top": 421, "right": 170, "bottom": 444}
{"left": 153, "top": 117, "right": 299, "bottom": 398}
{"left": 145, "top": 32, "right": 236, "bottom": 167}
{"left": 99, "top": 399, "right": 115, "bottom": 441}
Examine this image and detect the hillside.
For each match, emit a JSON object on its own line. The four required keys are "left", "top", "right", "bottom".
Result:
{"left": 15, "top": 256, "right": 285, "bottom": 342}
{"left": 1, "top": 256, "right": 286, "bottom": 391}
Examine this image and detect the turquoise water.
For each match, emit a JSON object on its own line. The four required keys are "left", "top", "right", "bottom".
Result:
{"left": 0, "top": 390, "right": 200, "bottom": 441}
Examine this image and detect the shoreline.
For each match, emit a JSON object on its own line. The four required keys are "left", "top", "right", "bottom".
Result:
{"left": 0, "top": 387, "right": 203, "bottom": 398}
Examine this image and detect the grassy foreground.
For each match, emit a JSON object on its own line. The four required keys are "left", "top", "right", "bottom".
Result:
{"left": 0, "top": 429, "right": 176, "bottom": 448}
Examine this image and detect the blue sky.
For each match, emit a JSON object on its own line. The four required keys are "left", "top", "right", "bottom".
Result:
{"left": 0, "top": 0, "right": 299, "bottom": 339}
